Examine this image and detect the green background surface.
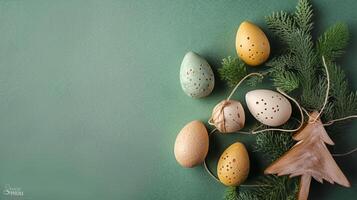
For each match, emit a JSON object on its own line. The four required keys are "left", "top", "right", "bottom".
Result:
{"left": 0, "top": 0, "right": 356, "bottom": 199}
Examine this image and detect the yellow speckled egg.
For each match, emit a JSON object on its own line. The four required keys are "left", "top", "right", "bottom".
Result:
{"left": 236, "top": 21, "right": 270, "bottom": 66}
{"left": 217, "top": 142, "right": 250, "bottom": 186}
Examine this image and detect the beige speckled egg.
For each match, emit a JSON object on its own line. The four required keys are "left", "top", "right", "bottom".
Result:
{"left": 209, "top": 100, "right": 245, "bottom": 133}
{"left": 217, "top": 142, "right": 250, "bottom": 186}
{"left": 245, "top": 89, "right": 292, "bottom": 127}
{"left": 236, "top": 21, "right": 270, "bottom": 66}
{"left": 174, "top": 120, "right": 209, "bottom": 168}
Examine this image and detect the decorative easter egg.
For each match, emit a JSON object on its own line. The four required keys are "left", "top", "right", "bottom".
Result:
{"left": 174, "top": 120, "right": 209, "bottom": 168}
{"left": 209, "top": 100, "right": 245, "bottom": 133}
{"left": 217, "top": 142, "right": 250, "bottom": 186}
{"left": 245, "top": 89, "right": 292, "bottom": 127}
{"left": 180, "top": 51, "right": 215, "bottom": 98}
{"left": 235, "top": 21, "right": 270, "bottom": 66}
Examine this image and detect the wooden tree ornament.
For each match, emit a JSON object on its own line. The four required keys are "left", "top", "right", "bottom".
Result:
{"left": 265, "top": 112, "right": 351, "bottom": 200}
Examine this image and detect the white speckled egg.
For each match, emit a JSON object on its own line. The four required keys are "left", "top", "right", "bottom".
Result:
{"left": 245, "top": 89, "right": 292, "bottom": 127}
{"left": 180, "top": 52, "right": 215, "bottom": 98}
{"left": 209, "top": 100, "right": 245, "bottom": 133}
{"left": 174, "top": 120, "right": 209, "bottom": 168}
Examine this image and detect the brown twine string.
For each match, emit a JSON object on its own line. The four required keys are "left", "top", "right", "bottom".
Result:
{"left": 227, "top": 73, "right": 263, "bottom": 101}
{"left": 311, "top": 56, "right": 330, "bottom": 123}
{"left": 332, "top": 148, "right": 357, "bottom": 157}
{"left": 323, "top": 116, "right": 357, "bottom": 126}
{"left": 208, "top": 101, "right": 230, "bottom": 133}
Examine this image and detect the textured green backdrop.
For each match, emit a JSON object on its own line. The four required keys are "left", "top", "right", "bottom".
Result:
{"left": 0, "top": 0, "right": 356, "bottom": 199}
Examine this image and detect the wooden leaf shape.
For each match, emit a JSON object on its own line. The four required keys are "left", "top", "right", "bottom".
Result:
{"left": 265, "top": 112, "right": 350, "bottom": 200}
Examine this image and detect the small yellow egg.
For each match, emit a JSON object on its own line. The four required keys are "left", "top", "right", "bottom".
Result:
{"left": 217, "top": 142, "right": 250, "bottom": 186}
{"left": 236, "top": 21, "right": 270, "bottom": 66}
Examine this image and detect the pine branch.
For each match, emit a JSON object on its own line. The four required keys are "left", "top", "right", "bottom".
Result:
{"left": 219, "top": 56, "right": 247, "bottom": 87}
{"left": 317, "top": 22, "right": 349, "bottom": 62}
{"left": 286, "top": 30, "right": 316, "bottom": 75}
{"left": 223, "top": 187, "right": 259, "bottom": 200}
{"left": 300, "top": 75, "right": 327, "bottom": 110}
{"left": 224, "top": 187, "right": 238, "bottom": 200}
{"left": 284, "top": 29, "right": 319, "bottom": 110}
{"left": 255, "top": 176, "right": 298, "bottom": 200}
{"left": 226, "top": 176, "right": 298, "bottom": 200}
{"left": 246, "top": 73, "right": 265, "bottom": 87}
{"left": 332, "top": 90, "right": 357, "bottom": 118}
{"left": 325, "top": 62, "right": 357, "bottom": 116}
{"left": 287, "top": 180, "right": 299, "bottom": 200}
{"left": 237, "top": 190, "right": 259, "bottom": 200}
{"left": 322, "top": 102, "right": 335, "bottom": 121}
{"left": 266, "top": 54, "right": 297, "bottom": 70}
{"left": 266, "top": 0, "right": 318, "bottom": 109}
{"left": 320, "top": 61, "right": 357, "bottom": 119}
{"left": 294, "top": 0, "right": 313, "bottom": 33}
{"left": 255, "top": 130, "right": 295, "bottom": 162}
{"left": 272, "top": 69, "right": 299, "bottom": 93}
{"left": 266, "top": 0, "right": 319, "bottom": 111}
{"left": 265, "top": 11, "right": 297, "bottom": 44}
{"left": 328, "top": 62, "right": 348, "bottom": 97}
{"left": 266, "top": 55, "right": 300, "bottom": 92}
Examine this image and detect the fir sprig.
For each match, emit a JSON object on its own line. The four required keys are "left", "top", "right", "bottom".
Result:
{"left": 218, "top": 56, "right": 247, "bottom": 87}
{"left": 294, "top": 0, "right": 314, "bottom": 33}
{"left": 255, "top": 131, "right": 295, "bottom": 161}
{"left": 266, "top": 11, "right": 297, "bottom": 44}
{"left": 224, "top": 187, "right": 239, "bottom": 200}
{"left": 224, "top": 187, "right": 259, "bottom": 200}
{"left": 223, "top": 176, "right": 298, "bottom": 200}
{"left": 327, "top": 62, "right": 357, "bottom": 118}
{"left": 237, "top": 191, "right": 259, "bottom": 200}
{"left": 255, "top": 176, "right": 298, "bottom": 200}
{"left": 271, "top": 68, "right": 299, "bottom": 93}
{"left": 317, "top": 22, "right": 349, "bottom": 61}
{"left": 246, "top": 74, "right": 265, "bottom": 87}
{"left": 266, "top": 55, "right": 299, "bottom": 92}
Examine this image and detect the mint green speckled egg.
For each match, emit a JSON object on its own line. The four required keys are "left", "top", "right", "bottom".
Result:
{"left": 180, "top": 52, "right": 215, "bottom": 98}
